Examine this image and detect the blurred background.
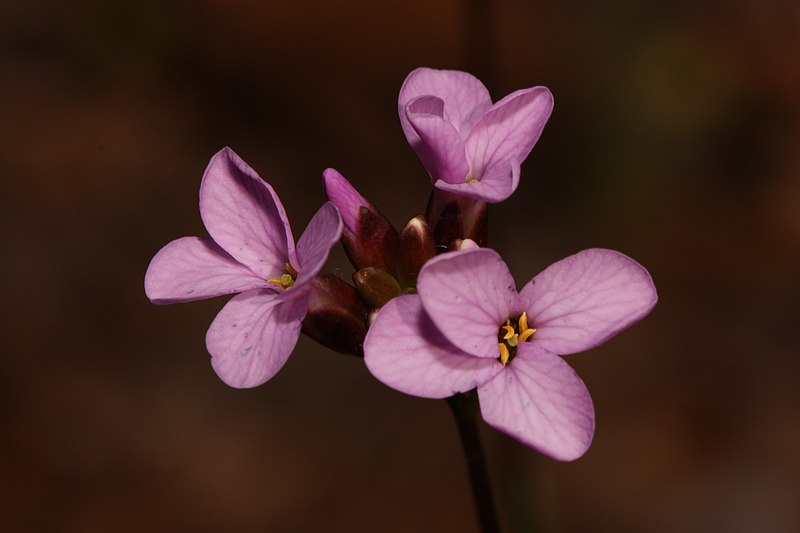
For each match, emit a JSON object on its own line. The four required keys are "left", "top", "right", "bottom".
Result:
{"left": 2, "top": 0, "right": 799, "bottom": 531}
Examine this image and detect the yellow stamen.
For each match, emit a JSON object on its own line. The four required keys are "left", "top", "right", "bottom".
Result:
{"left": 497, "top": 312, "right": 537, "bottom": 365}
{"left": 271, "top": 263, "right": 298, "bottom": 289}
{"left": 518, "top": 327, "right": 536, "bottom": 343}
{"left": 519, "top": 312, "right": 529, "bottom": 333}
{"left": 499, "top": 343, "right": 510, "bottom": 365}
{"left": 468, "top": 178, "right": 479, "bottom": 184}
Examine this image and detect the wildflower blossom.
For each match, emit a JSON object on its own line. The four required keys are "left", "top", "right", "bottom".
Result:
{"left": 145, "top": 147, "right": 342, "bottom": 388}
{"left": 398, "top": 67, "right": 553, "bottom": 203}
{"left": 364, "top": 247, "right": 657, "bottom": 460}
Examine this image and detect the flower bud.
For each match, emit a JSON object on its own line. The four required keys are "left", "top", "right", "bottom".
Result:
{"left": 302, "top": 275, "right": 369, "bottom": 357}
{"left": 396, "top": 215, "right": 436, "bottom": 288}
{"left": 323, "top": 168, "right": 399, "bottom": 274}
{"left": 426, "top": 189, "right": 487, "bottom": 248}
{"left": 352, "top": 267, "right": 402, "bottom": 308}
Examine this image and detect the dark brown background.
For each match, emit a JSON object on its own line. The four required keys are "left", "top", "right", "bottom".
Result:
{"left": 2, "top": 1, "right": 799, "bottom": 531}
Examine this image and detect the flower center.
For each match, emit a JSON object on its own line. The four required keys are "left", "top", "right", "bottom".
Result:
{"left": 267, "top": 262, "right": 299, "bottom": 290}
{"left": 497, "top": 312, "right": 536, "bottom": 365}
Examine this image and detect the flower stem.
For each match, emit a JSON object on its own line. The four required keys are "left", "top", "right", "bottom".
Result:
{"left": 446, "top": 390, "right": 501, "bottom": 533}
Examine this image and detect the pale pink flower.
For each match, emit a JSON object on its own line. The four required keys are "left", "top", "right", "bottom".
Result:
{"left": 145, "top": 148, "right": 342, "bottom": 388}
{"left": 364, "top": 248, "right": 657, "bottom": 460}
{"left": 399, "top": 67, "right": 553, "bottom": 202}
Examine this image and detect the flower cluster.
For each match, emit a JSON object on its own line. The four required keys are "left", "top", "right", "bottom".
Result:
{"left": 146, "top": 67, "right": 657, "bottom": 460}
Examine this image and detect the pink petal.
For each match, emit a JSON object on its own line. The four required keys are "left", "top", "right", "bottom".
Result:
{"left": 206, "top": 289, "right": 309, "bottom": 389}
{"left": 478, "top": 343, "right": 594, "bottom": 461}
{"left": 434, "top": 159, "right": 520, "bottom": 203}
{"left": 364, "top": 295, "right": 503, "bottom": 398}
{"left": 518, "top": 248, "right": 658, "bottom": 355}
{"left": 406, "top": 96, "right": 470, "bottom": 185}
{"left": 465, "top": 86, "right": 553, "bottom": 178}
{"left": 322, "top": 168, "right": 369, "bottom": 238}
{"left": 293, "top": 202, "right": 342, "bottom": 290}
{"left": 145, "top": 236, "right": 265, "bottom": 304}
{"left": 417, "top": 248, "right": 517, "bottom": 358}
{"left": 199, "top": 147, "right": 296, "bottom": 280}
{"left": 399, "top": 67, "right": 492, "bottom": 142}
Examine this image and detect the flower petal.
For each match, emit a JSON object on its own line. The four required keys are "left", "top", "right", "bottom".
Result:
{"left": 322, "top": 168, "right": 370, "bottom": 239}
{"left": 206, "top": 289, "right": 309, "bottom": 388}
{"left": 465, "top": 86, "right": 553, "bottom": 178}
{"left": 145, "top": 236, "right": 265, "bottom": 304}
{"left": 293, "top": 202, "right": 342, "bottom": 290}
{"left": 434, "top": 159, "right": 520, "bottom": 203}
{"left": 364, "top": 295, "right": 504, "bottom": 398}
{"left": 405, "top": 96, "right": 471, "bottom": 185}
{"left": 518, "top": 248, "right": 658, "bottom": 355}
{"left": 417, "top": 248, "right": 517, "bottom": 358}
{"left": 399, "top": 67, "right": 492, "bottom": 142}
{"left": 199, "top": 147, "right": 295, "bottom": 280}
{"left": 478, "top": 343, "right": 594, "bottom": 461}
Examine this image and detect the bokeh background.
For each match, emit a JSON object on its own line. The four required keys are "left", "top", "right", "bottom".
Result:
{"left": 2, "top": 1, "right": 799, "bottom": 531}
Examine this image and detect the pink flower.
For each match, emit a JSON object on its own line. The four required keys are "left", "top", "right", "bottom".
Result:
{"left": 145, "top": 147, "right": 342, "bottom": 388}
{"left": 398, "top": 68, "right": 553, "bottom": 203}
{"left": 364, "top": 248, "right": 657, "bottom": 460}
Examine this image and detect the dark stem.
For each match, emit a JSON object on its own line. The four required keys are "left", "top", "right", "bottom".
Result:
{"left": 447, "top": 390, "right": 501, "bottom": 533}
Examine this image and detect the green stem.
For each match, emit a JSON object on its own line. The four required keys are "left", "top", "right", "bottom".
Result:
{"left": 447, "top": 390, "right": 501, "bottom": 533}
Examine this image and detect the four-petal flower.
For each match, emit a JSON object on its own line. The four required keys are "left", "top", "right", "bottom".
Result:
{"left": 145, "top": 147, "right": 342, "bottom": 388}
{"left": 399, "top": 67, "right": 553, "bottom": 202}
{"left": 364, "top": 247, "right": 657, "bottom": 460}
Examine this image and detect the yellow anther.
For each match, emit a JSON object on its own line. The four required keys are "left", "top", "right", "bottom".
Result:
{"left": 519, "top": 312, "right": 529, "bottom": 333}
{"left": 285, "top": 262, "right": 299, "bottom": 278}
{"left": 499, "top": 343, "right": 510, "bottom": 365}
{"left": 518, "top": 328, "right": 536, "bottom": 343}
{"left": 497, "top": 312, "right": 536, "bottom": 365}
{"left": 468, "top": 178, "right": 479, "bottom": 184}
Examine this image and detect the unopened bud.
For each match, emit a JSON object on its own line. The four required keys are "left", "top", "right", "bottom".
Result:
{"left": 323, "top": 168, "right": 399, "bottom": 273}
{"left": 426, "top": 189, "right": 488, "bottom": 248}
{"left": 302, "top": 275, "right": 369, "bottom": 357}
{"left": 352, "top": 267, "right": 402, "bottom": 308}
{"left": 397, "top": 215, "right": 436, "bottom": 288}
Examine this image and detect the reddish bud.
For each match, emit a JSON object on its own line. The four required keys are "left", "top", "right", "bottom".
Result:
{"left": 352, "top": 267, "right": 402, "bottom": 309}
{"left": 301, "top": 275, "right": 369, "bottom": 357}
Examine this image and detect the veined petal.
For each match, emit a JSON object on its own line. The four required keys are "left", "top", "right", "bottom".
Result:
{"left": 293, "top": 202, "right": 343, "bottom": 290}
{"left": 145, "top": 236, "right": 265, "bottom": 304}
{"left": 434, "top": 159, "right": 520, "bottom": 203}
{"left": 364, "top": 295, "right": 504, "bottom": 398}
{"left": 478, "top": 343, "right": 594, "bottom": 461}
{"left": 417, "top": 248, "right": 517, "bottom": 358}
{"left": 322, "top": 168, "right": 369, "bottom": 239}
{"left": 518, "top": 248, "right": 658, "bottom": 355}
{"left": 406, "top": 96, "right": 470, "bottom": 185}
{"left": 199, "top": 147, "right": 295, "bottom": 280}
{"left": 465, "top": 86, "right": 553, "bottom": 178}
{"left": 399, "top": 67, "right": 492, "bottom": 142}
{"left": 206, "top": 289, "right": 309, "bottom": 389}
